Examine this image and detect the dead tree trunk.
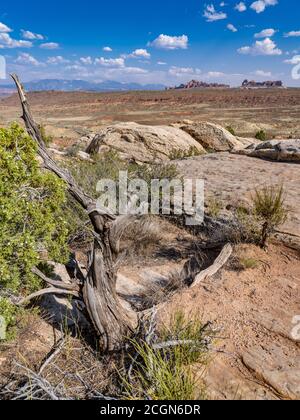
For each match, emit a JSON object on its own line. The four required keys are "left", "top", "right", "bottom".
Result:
{"left": 11, "top": 74, "right": 137, "bottom": 352}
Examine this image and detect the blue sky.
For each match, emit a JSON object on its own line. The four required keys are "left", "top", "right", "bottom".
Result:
{"left": 0, "top": 0, "right": 299, "bottom": 86}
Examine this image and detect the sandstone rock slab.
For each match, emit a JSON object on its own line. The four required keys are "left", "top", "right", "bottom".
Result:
{"left": 242, "top": 344, "right": 300, "bottom": 399}
{"left": 86, "top": 122, "right": 205, "bottom": 163}
{"left": 179, "top": 122, "right": 247, "bottom": 152}
{"left": 175, "top": 152, "right": 300, "bottom": 241}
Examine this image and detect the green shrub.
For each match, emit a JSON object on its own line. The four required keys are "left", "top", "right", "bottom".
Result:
{"left": 122, "top": 311, "right": 212, "bottom": 400}
{"left": 64, "top": 151, "right": 180, "bottom": 246}
{"left": 66, "top": 143, "right": 82, "bottom": 157}
{"left": 207, "top": 197, "right": 223, "bottom": 218}
{"left": 66, "top": 150, "right": 179, "bottom": 200}
{"left": 39, "top": 125, "right": 53, "bottom": 146}
{"left": 255, "top": 130, "right": 267, "bottom": 141}
{"left": 160, "top": 311, "right": 211, "bottom": 366}
{"left": 226, "top": 125, "right": 236, "bottom": 136}
{"left": 169, "top": 147, "right": 204, "bottom": 160}
{"left": 239, "top": 257, "right": 258, "bottom": 270}
{"left": 0, "top": 297, "right": 19, "bottom": 341}
{"left": 125, "top": 341, "right": 198, "bottom": 400}
{"left": 252, "top": 185, "right": 288, "bottom": 248}
{"left": 132, "top": 161, "right": 180, "bottom": 186}
{"left": 0, "top": 124, "right": 69, "bottom": 293}
{"left": 66, "top": 150, "right": 127, "bottom": 198}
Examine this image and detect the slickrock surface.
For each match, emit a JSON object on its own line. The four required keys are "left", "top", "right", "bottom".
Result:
{"left": 176, "top": 152, "right": 300, "bottom": 241}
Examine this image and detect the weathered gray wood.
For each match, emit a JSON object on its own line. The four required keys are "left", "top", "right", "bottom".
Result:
{"left": 31, "top": 267, "right": 79, "bottom": 291}
{"left": 18, "top": 288, "right": 80, "bottom": 306}
{"left": 191, "top": 243, "right": 233, "bottom": 287}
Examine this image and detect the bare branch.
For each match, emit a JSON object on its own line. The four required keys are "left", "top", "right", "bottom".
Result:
{"left": 12, "top": 363, "right": 66, "bottom": 400}
{"left": 152, "top": 340, "right": 204, "bottom": 350}
{"left": 32, "top": 267, "right": 79, "bottom": 291}
{"left": 191, "top": 243, "right": 233, "bottom": 287}
{"left": 38, "top": 337, "right": 66, "bottom": 375}
{"left": 18, "top": 287, "right": 79, "bottom": 306}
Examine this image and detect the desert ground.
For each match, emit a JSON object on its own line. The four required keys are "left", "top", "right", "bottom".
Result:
{"left": 0, "top": 88, "right": 299, "bottom": 400}
{"left": 1, "top": 88, "right": 300, "bottom": 140}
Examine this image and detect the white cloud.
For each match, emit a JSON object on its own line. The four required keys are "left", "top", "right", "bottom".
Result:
{"left": 167, "top": 67, "right": 236, "bottom": 84}
{"left": 203, "top": 4, "right": 227, "bottom": 22}
{"left": 168, "top": 66, "right": 201, "bottom": 77}
{"left": 95, "top": 57, "right": 125, "bottom": 67}
{"left": 255, "top": 28, "right": 276, "bottom": 38}
{"left": 126, "top": 49, "right": 151, "bottom": 59}
{"left": 47, "top": 55, "right": 70, "bottom": 64}
{"left": 103, "top": 46, "right": 112, "bottom": 52}
{"left": 16, "top": 53, "right": 42, "bottom": 66}
{"left": 264, "top": 0, "right": 278, "bottom": 5}
{"left": 0, "top": 33, "right": 32, "bottom": 48}
{"left": 148, "top": 34, "right": 188, "bottom": 50}
{"left": 114, "top": 66, "right": 148, "bottom": 74}
{"left": 0, "top": 22, "right": 12, "bottom": 33}
{"left": 235, "top": 2, "right": 247, "bottom": 12}
{"left": 157, "top": 61, "right": 167, "bottom": 65}
{"left": 207, "top": 71, "right": 225, "bottom": 77}
{"left": 64, "top": 65, "right": 148, "bottom": 83}
{"left": 250, "top": 0, "right": 278, "bottom": 14}
{"left": 21, "top": 30, "right": 44, "bottom": 40}
{"left": 250, "top": 0, "right": 266, "bottom": 13}
{"left": 284, "top": 31, "right": 300, "bottom": 38}
{"left": 65, "top": 64, "right": 85, "bottom": 72}
{"left": 238, "top": 38, "right": 282, "bottom": 55}
{"left": 255, "top": 70, "right": 272, "bottom": 77}
{"left": 227, "top": 24, "right": 238, "bottom": 32}
{"left": 284, "top": 55, "right": 300, "bottom": 65}
{"left": 40, "top": 42, "right": 59, "bottom": 50}
{"left": 79, "top": 56, "right": 93, "bottom": 65}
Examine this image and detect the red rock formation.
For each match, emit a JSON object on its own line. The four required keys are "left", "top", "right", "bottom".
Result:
{"left": 241, "top": 79, "right": 283, "bottom": 89}
{"left": 166, "top": 79, "right": 230, "bottom": 90}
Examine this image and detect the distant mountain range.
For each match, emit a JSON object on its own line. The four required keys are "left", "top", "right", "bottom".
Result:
{"left": 0, "top": 79, "right": 165, "bottom": 94}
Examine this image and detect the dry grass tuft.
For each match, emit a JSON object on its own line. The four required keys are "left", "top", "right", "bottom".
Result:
{"left": 121, "top": 311, "right": 213, "bottom": 400}
{"left": 122, "top": 216, "right": 163, "bottom": 251}
{"left": 138, "top": 269, "right": 185, "bottom": 310}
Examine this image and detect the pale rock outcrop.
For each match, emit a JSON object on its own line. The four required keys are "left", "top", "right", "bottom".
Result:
{"left": 235, "top": 139, "right": 300, "bottom": 162}
{"left": 85, "top": 122, "right": 205, "bottom": 163}
{"left": 76, "top": 150, "right": 94, "bottom": 162}
{"left": 242, "top": 344, "right": 300, "bottom": 399}
{"left": 178, "top": 121, "right": 253, "bottom": 152}
{"left": 236, "top": 136, "right": 259, "bottom": 149}
{"left": 175, "top": 152, "right": 300, "bottom": 242}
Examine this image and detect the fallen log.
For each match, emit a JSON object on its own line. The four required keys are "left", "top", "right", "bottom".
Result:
{"left": 191, "top": 243, "right": 233, "bottom": 287}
